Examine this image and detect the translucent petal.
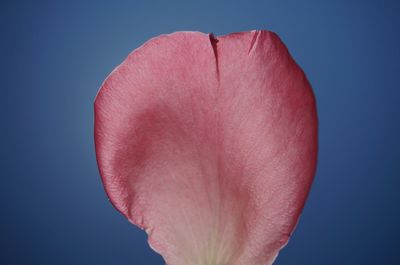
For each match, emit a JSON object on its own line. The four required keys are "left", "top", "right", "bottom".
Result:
{"left": 94, "top": 30, "right": 318, "bottom": 265}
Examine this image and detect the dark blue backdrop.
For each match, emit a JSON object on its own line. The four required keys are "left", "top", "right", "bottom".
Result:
{"left": 1, "top": 1, "right": 399, "bottom": 264}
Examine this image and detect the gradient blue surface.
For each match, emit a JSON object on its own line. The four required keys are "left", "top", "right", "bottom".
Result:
{"left": 1, "top": 1, "right": 399, "bottom": 264}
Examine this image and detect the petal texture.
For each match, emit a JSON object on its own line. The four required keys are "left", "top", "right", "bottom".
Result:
{"left": 94, "top": 30, "right": 317, "bottom": 265}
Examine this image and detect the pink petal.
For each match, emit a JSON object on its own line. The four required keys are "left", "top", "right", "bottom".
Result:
{"left": 94, "top": 30, "right": 317, "bottom": 265}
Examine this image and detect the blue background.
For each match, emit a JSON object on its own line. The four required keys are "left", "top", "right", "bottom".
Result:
{"left": 1, "top": 0, "right": 399, "bottom": 264}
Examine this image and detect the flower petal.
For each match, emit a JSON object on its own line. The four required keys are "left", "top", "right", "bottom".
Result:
{"left": 94, "top": 30, "right": 317, "bottom": 265}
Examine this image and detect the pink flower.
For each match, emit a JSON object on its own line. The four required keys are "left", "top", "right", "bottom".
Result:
{"left": 94, "top": 30, "right": 318, "bottom": 265}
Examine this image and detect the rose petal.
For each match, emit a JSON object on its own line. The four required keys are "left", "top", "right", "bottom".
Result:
{"left": 94, "top": 30, "right": 317, "bottom": 265}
